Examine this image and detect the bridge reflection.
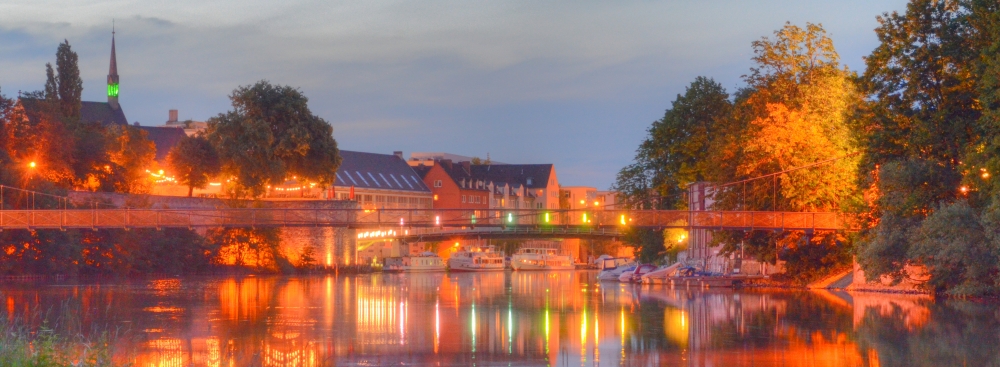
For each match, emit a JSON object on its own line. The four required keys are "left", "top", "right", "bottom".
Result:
{"left": 0, "top": 273, "right": 991, "bottom": 366}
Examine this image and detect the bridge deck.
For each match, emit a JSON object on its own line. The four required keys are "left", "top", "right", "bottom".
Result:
{"left": 0, "top": 208, "right": 855, "bottom": 231}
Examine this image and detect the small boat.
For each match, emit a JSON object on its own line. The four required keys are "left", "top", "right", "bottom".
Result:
{"left": 384, "top": 252, "right": 446, "bottom": 272}
{"left": 597, "top": 258, "right": 635, "bottom": 281}
{"left": 448, "top": 246, "right": 505, "bottom": 272}
{"left": 619, "top": 264, "right": 659, "bottom": 283}
{"left": 641, "top": 263, "right": 683, "bottom": 284}
{"left": 511, "top": 247, "right": 574, "bottom": 270}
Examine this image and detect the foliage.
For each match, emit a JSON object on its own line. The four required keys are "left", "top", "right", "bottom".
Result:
{"left": 166, "top": 135, "right": 221, "bottom": 197}
{"left": 853, "top": 0, "right": 1000, "bottom": 294}
{"left": 206, "top": 81, "right": 342, "bottom": 199}
{"left": 2, "top": 99, "right": 76, "bottom": 185}
{"left": 55, "top": 40, "right": 82, "bottom": 121}
{"left": 621, "top": 227, "right": 665, "bottom": 263}
{"left": 298, "top": 245, "right": 318, "bottom": 269}
{"left": 102, "top": 124, "right": 155, "bottom": 194}
{"left": 207, "top": 227, "right": 292, "bottom": 273}
{"left": 44, "top": 63, "right": 57, "bottom": 100}
{"left": 908, "top": 201, "right": 999, "bottom": 295}
{"left": 613, "top": 77, "right": 731, "bottom": 209}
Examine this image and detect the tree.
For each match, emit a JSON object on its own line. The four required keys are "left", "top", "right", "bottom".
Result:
{"left": 103, "top": 124, "right": 155, "bottom": 194}
{"left": 621, "top": 227, "right": 666, "bottom": 263}
{"left": 166, "top": 135, "right": 221, "bottom": 197}
{"left": 705, "top": 23, "right": 860, "bottom": 280}
{"left": 44, "top": 63, "right": 57, "bottom": 101}
{"left": 55, "top": 40, "right": 82, "bottom": 121}
{"left": 855, "top": 0, "right": 994, "bottom": 290}
{"left": 613, "top": 77, "right": 731, "bottom": 209}
{"left": 206, "top": 81, "right": 342, "bottom": 199}
{"left": 3, "top": 99, "right": 76, "bottom": 185}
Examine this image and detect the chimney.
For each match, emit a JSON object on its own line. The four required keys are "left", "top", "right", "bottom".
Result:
{"left": 441, "top": 159, "right": 453, "bottom": 170}
{"left": 393, "top": 151, "right": 403, "bottom": 160}
{"left": 168, "top": 109, "right": 178, "bottom": 122}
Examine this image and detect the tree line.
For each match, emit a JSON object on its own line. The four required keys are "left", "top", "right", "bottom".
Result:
{"left": 615, "top": 0, "right": 1000, "bottom": 295}
{"left": 0, "top": 41, "right": 342, "bottom": 276}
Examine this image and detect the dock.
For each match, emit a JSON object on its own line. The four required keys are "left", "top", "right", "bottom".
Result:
{"left": 644, "top": 275, "right": 766, "bottom": 288}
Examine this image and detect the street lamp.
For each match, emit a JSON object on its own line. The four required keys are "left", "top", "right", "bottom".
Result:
{"left": 28, "top": 161, "right": 36, "bottom": 169}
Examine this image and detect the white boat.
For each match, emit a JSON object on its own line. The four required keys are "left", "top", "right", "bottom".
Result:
{"left": 597, "top": 258, "right": 635, "bottom": 281}
{"left": 384, "top": 252, "right": 446, "bottom": 272}
{"left": 447, "top": 246, "right": 505, "bottom": 272}
{"left": 511, "top": 247, "right": 574, "bottom": 270}
{"left": 641, "top": 263, "right": 682, "bottom": 284}
{"left": 619, "top": 264, "right": 659, "bottom": 283}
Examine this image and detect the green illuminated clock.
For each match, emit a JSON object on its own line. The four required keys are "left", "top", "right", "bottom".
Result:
{"left": 108, "top": 83, "right": 119, "bottom": 98}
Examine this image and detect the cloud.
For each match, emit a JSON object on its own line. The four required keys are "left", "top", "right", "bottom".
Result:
{"left": 0, "top": 0, "right": 908, "bottom": 188}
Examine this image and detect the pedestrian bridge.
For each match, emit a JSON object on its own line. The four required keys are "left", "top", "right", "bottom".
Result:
{"left": 0, "top": 208, "right": 855, "bottom": 232}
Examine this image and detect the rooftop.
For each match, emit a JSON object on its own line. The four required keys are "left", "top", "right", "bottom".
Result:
{"left": 335, "top": 150, "right": 431, "bottom": 193}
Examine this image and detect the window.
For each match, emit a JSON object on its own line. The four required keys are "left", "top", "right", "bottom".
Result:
{"left": 527, "top": 177, "right": 533, "bottom": 185}
{"left": 462, "top": 195, "right": 467, "bottom": 203}
{"left": 434, "top": 180, "right": 443, "bottom": 187}
{"left": 434, "top": 195, "right": 439, "bottom": 201}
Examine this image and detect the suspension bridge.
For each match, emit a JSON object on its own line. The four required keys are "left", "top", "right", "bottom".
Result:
{"left": 0, "top": 206, "right": 855, "bottom": 231}
{"left": 0, "top": 155, "right": 859, "bottom": 233}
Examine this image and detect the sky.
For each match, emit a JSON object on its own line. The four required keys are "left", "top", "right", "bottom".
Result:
{"left": 0, "top": 0, "right": 909, "bottom": 189}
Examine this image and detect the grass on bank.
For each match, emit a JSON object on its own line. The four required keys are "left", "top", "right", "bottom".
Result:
{"left": 0, "top": 302, "right": 132, "bottom": 367}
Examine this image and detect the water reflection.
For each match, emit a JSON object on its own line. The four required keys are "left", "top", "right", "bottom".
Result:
{"left": 0, "top": 273, "right": 997, "bottom": 366}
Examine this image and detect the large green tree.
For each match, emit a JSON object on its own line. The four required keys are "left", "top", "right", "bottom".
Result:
{"left": 167, "top": 135, "right": 221, "bottom": 197}
{"left": 55, "top": 40, "right": 82, "bottom": 121}
{"left": 854, "top": 0, "right": 1000, "bottom": 294}
{"left": 206, "top": 81, "right": 342, "bottom": 199}
{"left": 613, "top": 77, "right": 731, "bottom": 210}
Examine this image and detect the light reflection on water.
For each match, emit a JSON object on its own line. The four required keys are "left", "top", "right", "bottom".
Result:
{"left": 0, "top": 272, "right": 998, "bottom": 366}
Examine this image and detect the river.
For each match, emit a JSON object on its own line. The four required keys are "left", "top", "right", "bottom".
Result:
{"left": 0, "top": 272, "right": 996, "bottom": 366}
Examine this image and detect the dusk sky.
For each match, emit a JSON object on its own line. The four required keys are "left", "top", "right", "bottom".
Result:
{"left": 0, "top": 0, "right": 907, "bottom": 189}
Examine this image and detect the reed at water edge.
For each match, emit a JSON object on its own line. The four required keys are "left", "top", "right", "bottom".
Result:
{"left": 0, "top": 300, "right": 134, "bottom": 367}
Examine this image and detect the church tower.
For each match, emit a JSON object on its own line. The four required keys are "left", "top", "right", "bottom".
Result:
{"left": 107, "top": 28, "right": 120, "bottom": 110}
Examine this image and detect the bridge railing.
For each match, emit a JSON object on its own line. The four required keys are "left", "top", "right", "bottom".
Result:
{"left": 0, "top": 208, "right": 856, "bottom": 231}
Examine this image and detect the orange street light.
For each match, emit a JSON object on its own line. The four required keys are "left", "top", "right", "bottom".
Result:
{"left": 28, "top": 161, "right": 36, "bottom": 169}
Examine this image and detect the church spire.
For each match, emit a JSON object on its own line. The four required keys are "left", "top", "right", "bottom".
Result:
{"left": 107, "top": 25, "right": 120, "bottom": 110}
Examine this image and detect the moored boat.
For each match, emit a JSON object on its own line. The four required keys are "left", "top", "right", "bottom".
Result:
{"left": 511, "top": 247, "right": 574, "bottom": 270}
{"left": 384, "top": 252, "right": 447, "bottom": 272}
{"left": 447, "top": 246, "right": 505, "bottom": 271}
{"left": 597, "top": 258, "right": 635, "bottom": 281}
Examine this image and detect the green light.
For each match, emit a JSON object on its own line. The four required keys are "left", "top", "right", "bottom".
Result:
{"left": 471, "top": 214, "right": 476, "bottom": 224}
{"left": 507, "top": 213, "right": 513, "bottom": 223}
{"left": 107, "top": 84, "right": 119, "bottom": 97}
{"left": 544, "top": 212, "right": 550, "bottom": 223}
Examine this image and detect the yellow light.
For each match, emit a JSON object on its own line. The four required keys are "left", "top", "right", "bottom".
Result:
{"left": 620, "top": 215, "right": 626, "bottom": 225}
{"left": 594, "top": 201, "right": 599, "bottom": 206}
{"left": 580, "top": 200, "right": 585, "bottom": 205}
{"left": 433, "top": 195, "right": 438, "bottom": 200}
{"left": 28, "top": 161, "right": 36, "bottom": 168}
{"left": 960, "top": 186, "right": 969, "bottom": 193}
{"left": 158, "top": 169, "right": 164, "bottom": 175}
{"left": 983, "top": 172, "right": 990, "bottom": 179}
{"left": 582, "top": 213, "right": 587, "bottom": 223}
